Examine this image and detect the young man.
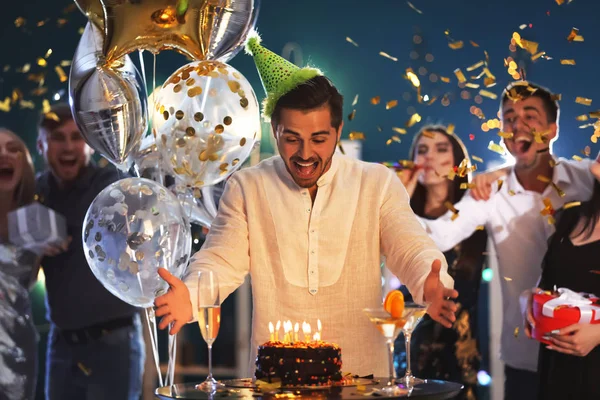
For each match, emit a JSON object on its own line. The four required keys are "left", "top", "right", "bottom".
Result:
{"left": 413, "top": 81, "right": 596, "bottom": 400}
{"left": 36, "top": 103, "right": 144, "bottom": 399}
{"left": 154, "top": 37, "right": 459, "bottom": 376}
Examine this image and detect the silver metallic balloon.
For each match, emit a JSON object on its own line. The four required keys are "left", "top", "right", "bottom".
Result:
{"left": 69, "top": 22, "right": 148, "bottom": 170}
{"left": 212, "top": 0, "right": 260, "bottom": 62}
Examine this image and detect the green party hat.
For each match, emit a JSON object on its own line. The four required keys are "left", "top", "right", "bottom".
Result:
{"left": 245, "top": 31, "right": 322, "bottom": 119}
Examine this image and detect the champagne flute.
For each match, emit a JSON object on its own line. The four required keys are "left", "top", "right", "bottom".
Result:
{"left": 195, "top": 269, "right": 222, "bottom": 392}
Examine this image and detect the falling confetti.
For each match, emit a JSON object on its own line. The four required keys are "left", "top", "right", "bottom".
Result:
{"left": 349, "top": 132, "right": 365, "bottom": 140}
{"left": 566, "top": 27, "right": 584, "bottom": 42}
{"left": 560, "top": 59, "right": 576, "bottom": 65}
{"left": 454, "top": 68, "right": 467, "bottom": 83}
{"left": 392, "top": 127, "right": 407, "bottom": 134}
{"left": 379, "top": 51, "right": 398, "bottom": 62}
{"left": 385, "top": 100, "right": 398, "bottom": 110}
{"left": 406, "top": 113, "right": 422, "bottom": 128}
{"left": 370, "top": 96, "right": 380, "bottom": 105}
{"left": 488, "top": 141, "right": 506, "bottom": 155}
{"left": 563, "top": 201, "right": 581, "bottom": 210}
{"left": 352, "top": 94, "right": 359, "bottom": 106}
{"left": 346, "top": 37, "right": 359, "bottom": 47}
{"left": 575, "top": 97, "right": 592, "bottom": 106}
{"left": 406, "top": 1, "right": 423, "bottom": 14}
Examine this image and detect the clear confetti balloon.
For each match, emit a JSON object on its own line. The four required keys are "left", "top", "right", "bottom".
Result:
{"left": 82, "top": 178, "right": 191, "bottom": 308}
{"left": 152, "top": 60, "right": 261, "bottom": 188}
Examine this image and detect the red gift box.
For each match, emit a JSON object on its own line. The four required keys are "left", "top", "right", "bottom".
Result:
{"left": 532, "top": 288, "right": 600, "bottom": 345}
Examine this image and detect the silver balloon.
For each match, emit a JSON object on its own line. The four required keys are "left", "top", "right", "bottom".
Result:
{"left": 69, "top": 22, "right": 148, "bottom": 170}
{"left": 177, "top": 190, "right": 215, "bottom": 229}
{"left": 212, "top": 0, "right": 260, "bottom": 62}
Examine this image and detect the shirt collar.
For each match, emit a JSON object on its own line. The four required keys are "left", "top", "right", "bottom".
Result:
{"left": 506, "top": 156, "right": 569, "bottom": 194}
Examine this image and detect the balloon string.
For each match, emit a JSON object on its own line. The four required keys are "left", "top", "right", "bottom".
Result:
{"left": 144, "top": 307, "right": 164, "bottom": 387}
{"left": 166, "top": 329, "right": 177, "bottom": 386}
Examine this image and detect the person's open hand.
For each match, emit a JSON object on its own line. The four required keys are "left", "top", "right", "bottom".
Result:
{"left": 423, "top": 259, "right": 459, "bottom": 328}
{"left": 155, "top": 268, "right": 193, "bottom": 335}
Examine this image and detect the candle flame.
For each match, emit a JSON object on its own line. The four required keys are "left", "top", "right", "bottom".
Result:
{"left": 276, "top": 320, "right": 281, "bottom": 330}
{"left": 302, "top": 321, "right": 311, "bottom": 334}
{"left": 294, "top": 322, "right": 299, "bottom": 333}
{"left": 317, "top": 319, "right": 322, "bottom": 331}
{"left": 283, "top": 321, "right": 291, "bottom": 334}
{"left": 313, "top": 332, "right": 321, "bottom": 341}
{"left": 268, "top": 321, "right": 274, "bottom": 334}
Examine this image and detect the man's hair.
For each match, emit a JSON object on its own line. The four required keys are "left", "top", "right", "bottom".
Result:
{"left": 38, "top": 102, "right": 75, "bottom": 134}
{"left": 500, "top": 81, "right": 559, "bottom": 124}
{"left": 271, "top": 75, "right": 344, "bottom": 129}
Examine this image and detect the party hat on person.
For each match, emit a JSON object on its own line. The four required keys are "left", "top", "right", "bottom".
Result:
{"left": 245, "top": 30, "right": 322, "bottom": 119}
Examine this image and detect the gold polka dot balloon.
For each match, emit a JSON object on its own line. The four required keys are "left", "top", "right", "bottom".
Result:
{"left": 153, "top": 60, "right": 261, "bottom": 188}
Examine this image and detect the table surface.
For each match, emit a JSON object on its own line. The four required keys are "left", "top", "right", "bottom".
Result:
{"left": 155, "top": 378, "right": 463, "bottom": 400}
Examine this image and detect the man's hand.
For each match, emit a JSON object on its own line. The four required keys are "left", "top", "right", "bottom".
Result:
{"left": 155, "top": 268, "right": 193, "bottom": 335}
{"left": 398, "top": 168, "right": 423, "bottom": 198}
{"left": 470, "top": 167, "right": 510, "bottom": 201}
{"left": 423, "top": 259, "right": 458, "bottom": 328}
{"left": 523, "top": 287, "right": 541, "bottom": 338}
{"left": 42, "top": 236, "right": 72, "bottom": 257}
{"left": 546, "top": 323, "right": 600, "bottom": 357}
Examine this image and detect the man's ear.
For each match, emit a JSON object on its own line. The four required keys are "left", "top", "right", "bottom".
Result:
{"left": 547, "top": 122, "right": 558, "bottom": 141}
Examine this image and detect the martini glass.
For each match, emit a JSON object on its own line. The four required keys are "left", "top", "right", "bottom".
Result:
{"left": 398, "top": 303, "right": 428, "bottom": 388}
{"left": 363, "top": 308, "right": 407, "bottom": 395}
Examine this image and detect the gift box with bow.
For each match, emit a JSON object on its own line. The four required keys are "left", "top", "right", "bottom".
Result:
{"left": 532, "top": 287, "right": 600, "bottom": 345}
{"left": 7, "top": 203, "right": 68, "bottom": 256}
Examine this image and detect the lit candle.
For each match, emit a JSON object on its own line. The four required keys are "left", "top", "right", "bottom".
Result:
{"left": 294, "top": 322, "right": 299, "bottom": 343}
{"left": 275, "top": 320, "right": 281, "bottom": 342}
{"left": 269, "top": 321, "right": 274, "bottom": 342}
{"left": 302, "top": 321, "right": 311, "bottom": 342}
{"left": 283, "top": 321, "right": 291, "bottom": 344}
{"left": 313, "top": 332, "right": 321, "bottom": 342}
{"left": 317, "top": 319, "right": 322, "bottom": 340}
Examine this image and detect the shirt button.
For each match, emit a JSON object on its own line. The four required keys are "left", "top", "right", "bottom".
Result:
{"left": 306, "top": 208, "right": 311, "bottom": 213}
{"left": 310, "top": 270, "right": 315, "bottom": 274}
{"left": 310, "top": 289, "right": 317, "bottom": 294}
{"left": 302, "top": 191, "right": 307, "bottom": 196}
{"left": 311, "top": 250, "right": 315, "bottom": 254}
{"left": 310, "top": 229, "right": 315, "bottom": 233}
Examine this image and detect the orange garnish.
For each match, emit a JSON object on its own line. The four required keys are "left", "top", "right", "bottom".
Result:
{"left": 384, "top": 290, "right": 405, "bottom": 318}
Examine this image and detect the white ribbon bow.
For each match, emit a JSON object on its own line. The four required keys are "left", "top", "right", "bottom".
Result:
{"left": 542, "top": 287, "right": 600, "bottom": 323}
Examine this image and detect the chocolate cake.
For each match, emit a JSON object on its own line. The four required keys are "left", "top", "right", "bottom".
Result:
{"left": 255, "top": 341, "right": 342, "bottom": 386}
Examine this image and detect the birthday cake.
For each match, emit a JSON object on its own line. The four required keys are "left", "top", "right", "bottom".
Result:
{"left": 254, "top": 341, "right": 342, "bottom": 386}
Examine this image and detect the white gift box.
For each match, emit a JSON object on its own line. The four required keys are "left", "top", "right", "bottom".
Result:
{"left": 8, "top": 203, "right": 68, "bottom": 256}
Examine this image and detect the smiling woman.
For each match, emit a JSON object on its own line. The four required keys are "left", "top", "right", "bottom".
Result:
{"left": 0, "top": 127, "right": 39, "bottom": 400}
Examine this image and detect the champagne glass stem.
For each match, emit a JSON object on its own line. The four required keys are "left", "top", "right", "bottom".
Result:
{"left": 207, "top": 344, "right": 213, "bottom": 380}
{"left": 386, "top": 339, "right": 395, "bottom": 386}
{"left": 404, "top": 331, "right": 412, "bottom": 382}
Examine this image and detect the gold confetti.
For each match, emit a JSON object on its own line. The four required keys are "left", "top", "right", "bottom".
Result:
{"left": 582, "top": 145, "right": 591, "bottom": 157}
{"left": 348, "top": 109, "right": 356, "bottom": 121}
{"left": 14, "top": 17, "right": 26, "bottom": 27}
{"left": 44, "top": 49, "right": 53, "bottom": 59}
{"left": 448, "top": 41, "right": 464, "bottom": 50}
{"left": 472, "top": 155, "right": 484, "bottom": 163}
{"left": 453, "top": 68, "right": 467, "bottom": 83}
{"left": 406, "top": 113, "right": 422, "bottom": 128}
{"left": 385, "top": 100, "right": 398, "bottom": 110}
{"left": 576, "top": 97, "right": 592, "bottom": 106}
{"left": 564, "top": 201, "right": 581, "bottom": 210}
{"left": 19, "top": 100, "right": 35, "bottom": 109}
{"left": 406, "top": 68, "right": 421, "bottom": 87}
{"left": 370, "top": 96, "right": 380, "bottom": 105}
{"left": 572, "top": 155, "right": 583, "bottom": 161}
{"left": 352, "top": 94, "right": 359, "bottom": 106}
{"left": 0, "top": 97, "right": 11, "bottom": 112}
{"left": 512, "top": 32, "right": 539, "bottom": 55}
{"left": 349, "top": 132, "right": 365, "bottom": 140}
{"left": 54, "top": 66, "right": 67, "bottom": 82}
{"left": 60, "top": 60, "right": 71, "bottom": 67}
{"left": 479, "top": 90, "right": 498, "bottom": 100}
{"left": 392, "top": 127, "right": 407, "bottom": 134}
{"left": 475, "top": 225, "right": 485, "bottom": 231}
{"left": 504, "top": 277, "right": 513, "bottom": 281}
{"left": 77, "top": 362, "right": 92, "bottom": 376}
{"left": 497, "top": 179, "right": 504, "bottom": 191}
{"left": 37, "top": 58, "right": 47, "bottom": 67}
{"left": 465, "top": 82, "right": 480, "bottom": 89}
{"left": 576, "top": 114, "right": 589, "bottom": 121}
{"left": 551, "top": 94, "right": 562, "bottom": 101}
{"left": 406, "top": 1, "right": 423, "bottom": 14}
{"left": 447, "top": 123, "right": 455, "bottom": 134}
{"left": 239, "top": 137, "right": 247, "bottom": 147}
{"left": 466, "top": 61, "right": 485, "bottom": 72}
{"left": 460, "top": 183, "right": 476, "bottom": 189}
{"left": 379, "top": 51, "right": 398, "bottom": 62}
{"left": 470, "top": 40, "right": 479, "bottom": 47}
{"left": 590, "top": 111, "right": 600, "bottom": 118}
{"left": 513, "top": 327, "right": 519, "bottom": 337}
{"left": 345, "top": 37, "right": 359, "bottom": 47}
{"left": 537, "top": 175, "right": 565, "bottom": 197}
{"left": 444, "top": 201, "right": 460, "bottom": 221}
{"left": 560, "top": 59, "right": 576, "bottom": 65}
{"left": 508, "top": 190, "right": 516, "bottom": 196}
{"left": 440, "top": 76, "right": 451, "bottom": 83}
{"left": 488, "top": 141, "right": 506, "bottom": 155}
{"left": 566, "top": 27, "right": 583, "bottom": 42}
{"left": 42, "top": 99, "right": 51, "bottom": 114}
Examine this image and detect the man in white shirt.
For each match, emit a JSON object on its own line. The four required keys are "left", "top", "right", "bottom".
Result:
{"left": 153, "top": 36, "right": 459, "bottom": 376}
{"left": 415, "top": 81, "right": 596, "bottom": 400}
